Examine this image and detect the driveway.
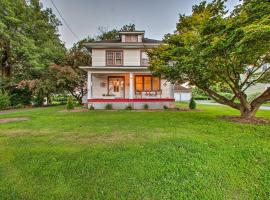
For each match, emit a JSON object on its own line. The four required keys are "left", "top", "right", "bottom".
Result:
{"left": 196, "top": 100, "right": 270, "bottom": 111}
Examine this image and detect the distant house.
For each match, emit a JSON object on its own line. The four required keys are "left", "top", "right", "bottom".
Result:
{"left": 173, "top": 85, "right": 192, "bottom": 101}
{"left": 245, "top": 63, "right": 270, "bottom": 97}
{"left": 80, "top": 30, "right": 174, "bottom": 109}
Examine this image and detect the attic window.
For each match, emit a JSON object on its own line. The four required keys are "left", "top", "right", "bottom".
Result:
{"left": 125, "top": 35, "right": 138, "bottom": 42}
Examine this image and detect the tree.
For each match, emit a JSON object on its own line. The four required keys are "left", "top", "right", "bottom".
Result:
{"left": 0, "top": 0, "right": 65, "bottom": 79}
{"left": 149, "top": 0, "right": 270, "bottom": 119}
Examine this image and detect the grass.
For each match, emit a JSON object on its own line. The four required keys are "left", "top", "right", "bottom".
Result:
{"left": 0, "top": 104, "right": 269, "bottom": 199}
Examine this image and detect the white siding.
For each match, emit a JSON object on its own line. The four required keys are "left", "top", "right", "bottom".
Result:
{"left": 124, "top": 50, "right": 140, "bottom": 66}
{"left": 138, "top": 35, "right": 143, "bottom": 42}
{"left": 161, "top": 80, "right": 174, "bottom": 98}
{"left": 92, "top": 49, "right": 106, "bottom": 66}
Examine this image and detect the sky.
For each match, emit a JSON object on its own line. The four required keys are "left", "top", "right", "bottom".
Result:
{"left": 40, "top": 0, "right": 241, "bottom": 48}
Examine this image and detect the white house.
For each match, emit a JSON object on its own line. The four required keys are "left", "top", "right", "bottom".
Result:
{"left": 80, "top": 30, "right": 174, "bottom": 109}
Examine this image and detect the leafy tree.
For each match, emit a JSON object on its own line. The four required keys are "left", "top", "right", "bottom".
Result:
{"left": 0, "top": 0, "right": 65, "bottom": 80}
{"left": 149, "top": 0, "right": 270, "bottom": 119}
{"left": 0, "top": 0, "right": 66, "bottom": 106}
{"left": 120, "top": 23, "right": 136, "bottom": 31}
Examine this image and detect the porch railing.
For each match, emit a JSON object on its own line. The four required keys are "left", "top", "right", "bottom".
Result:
{"left": 135, "top": 90, "right": 162, "bottom": 98}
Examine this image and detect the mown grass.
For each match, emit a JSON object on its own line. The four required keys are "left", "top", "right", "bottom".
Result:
{"left": 0, "top": 104, "right": 270, "bottom": 200}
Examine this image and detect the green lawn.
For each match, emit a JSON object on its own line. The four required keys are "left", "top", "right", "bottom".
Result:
{"left": 0, "top": 105, "right": 270, "bottom": 200}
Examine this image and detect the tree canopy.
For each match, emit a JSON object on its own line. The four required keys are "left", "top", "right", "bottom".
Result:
{"left": 149, "top": 0, "right": 270, "bottom": 118}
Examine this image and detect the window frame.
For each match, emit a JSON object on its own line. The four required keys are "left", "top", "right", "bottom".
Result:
{"left": 106, "top": 50, "right": 123, "bottom": 66}
{"left": 134, "top": 75, "right": 161, "bottom": 92}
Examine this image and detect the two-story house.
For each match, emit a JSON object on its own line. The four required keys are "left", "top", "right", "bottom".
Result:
{"left": 80, "top": 30, "right": 174, "bottom": 109}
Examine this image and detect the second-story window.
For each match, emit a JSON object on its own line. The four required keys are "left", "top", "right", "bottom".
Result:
{"left": 106, "top": 51, "right": 123, "bottom": 66}
{"left": 125, "top": 35, "right": 138, "bottom": 42}
{"left": 141, "top": 51, "right": 149, "bottom": 66}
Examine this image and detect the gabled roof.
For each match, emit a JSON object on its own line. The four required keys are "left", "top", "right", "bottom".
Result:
{"left": 173, "top": 85, "right": 191, "bottom": 92}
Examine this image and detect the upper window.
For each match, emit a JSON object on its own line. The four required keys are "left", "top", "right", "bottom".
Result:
{"left": 106, "top": 51, "right": 123, "bottom": 66}
{"left": 141, "top": 51, "right": 149, "bottom": 66}
{"left": 125, "top": 35, "right": 138, "bottom": 42}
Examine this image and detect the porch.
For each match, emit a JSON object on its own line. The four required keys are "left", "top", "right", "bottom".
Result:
{"left": 86, "top": 70, "right": 174, "bottom": 109}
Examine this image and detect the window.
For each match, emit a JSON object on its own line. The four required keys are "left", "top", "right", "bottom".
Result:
{"left": 125, "top": 35, "right": 138, "bottom": 42}
{"left": 135, "top": 75, "right": 160, "bottom": 92}
{"left": 141, "top": 51, "right": 149, "bottom": 66}
{"left": 106, "top": 51, "right": 123, "bottom": 66}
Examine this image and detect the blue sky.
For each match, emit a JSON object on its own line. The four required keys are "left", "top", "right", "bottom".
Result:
{"left": 41, "top": 0, "right": 241, "bottom": 48}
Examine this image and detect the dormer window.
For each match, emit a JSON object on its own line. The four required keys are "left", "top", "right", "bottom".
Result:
{"left": 125, "top": 35, "right": 138, "bottom": 42}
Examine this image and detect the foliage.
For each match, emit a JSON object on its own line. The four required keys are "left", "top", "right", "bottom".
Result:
{"left": 66, "top": 96, "right": 74, "bottom": 110}
{"left": 0, "top": 92, "right": 10, "bottom": 109}
{"left": 89, "top": 104, "right": 95, "bottom": 110}
{"left": 9, "top": 87, "right": 31, "bottom": 106}
{"left": 125, "top": 104, "right": 133, "bottom": 110}
{"left": 0, "top": 0, "right": 66, "bottom": 79}
{"left": 143, "top": 104, "right": 149, "bottom": 110}
{"left": 189, "top": 97, "right": 196, "bottom": 109}
{"left": 52, "top": 94, "right": 68, "bottom": 105}
{"left": 163, "top": 105, "right": 168, "bottom": 109}
{"left": 149, "top": 0, "right": 270, "bottom": 118}
{"left": 105, "top": 104, "right": 113, "bottom": 110}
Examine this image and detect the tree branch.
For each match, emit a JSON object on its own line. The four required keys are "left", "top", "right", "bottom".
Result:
{"left": 251, "top": 87, "right": 270, "bottom": 111}
{"left": 197, "top": 86, "right": 240, "bottom": 110}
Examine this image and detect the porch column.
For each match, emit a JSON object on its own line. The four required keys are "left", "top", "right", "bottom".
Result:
{"left": 87, "top": 71, "right": 92, "bottom": 99}
{"left": 129, "top": 72, "right": 134, "bottom": 99}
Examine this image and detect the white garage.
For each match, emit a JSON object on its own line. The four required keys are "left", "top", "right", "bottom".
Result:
{"left": 173, "top": 85, "right": 192, "bottom": 101}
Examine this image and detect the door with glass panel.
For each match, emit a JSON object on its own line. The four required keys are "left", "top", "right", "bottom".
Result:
{"left": 108, "top": 77, "right": 125, "bottom": 98}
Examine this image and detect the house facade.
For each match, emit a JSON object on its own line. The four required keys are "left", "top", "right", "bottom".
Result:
{"left": 80, "top": 30, "right": 174, "bottom": 109}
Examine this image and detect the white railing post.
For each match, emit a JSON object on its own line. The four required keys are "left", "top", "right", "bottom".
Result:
{"left": 129, "top": 73, "right": 134, "bottom": 99}
{"left": 87, "top": 71, "right": 92, "bottom": 99}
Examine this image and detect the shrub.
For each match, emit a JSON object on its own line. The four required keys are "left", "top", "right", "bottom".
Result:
{"left": 10, "top": 88, "right": 31, "bottom": 106}
{"left": 105, "top": 104, "right": 113, "bottom": 110}
{"left": 66, "top": 96, "right": 74, "bottom": 110}
{"left": 189, "top": 97, "right": 196, "bottom": 109}
{"left": 143, "top": 104, "right": 149, "bottom": 110}
{"left": 13, "top": 103, "right": 24, "bottom": 109}
{"left": 89, "top": 104, "right": 95, "bottom": 110}
{"left": 0, "top": 92, "right": 11, "bottom": 110}
{"left": 163, "top": 105, "right": 168, "bottom": 110}
{"left": 125, "top": 104, "right": 133, "bottom": 110}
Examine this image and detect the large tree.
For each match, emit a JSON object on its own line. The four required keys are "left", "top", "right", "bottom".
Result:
{"left": 149, "top": 0, "right": 270, "bottom": 119}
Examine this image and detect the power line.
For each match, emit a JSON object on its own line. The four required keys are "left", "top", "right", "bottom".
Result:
{"left": 50, "top": 0, "right": 80, "bottom": 40}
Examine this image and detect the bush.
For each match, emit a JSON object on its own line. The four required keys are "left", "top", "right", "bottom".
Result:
{"left": 105, "top": 104, "right": 113, "bottom": 110}
{"left": 0, "top": 92, "right": 11, "bottom": 110}
{"left": 89, "top": 104, "right": 95, "bottom": 110}
{"left": 163, "top": 105, "right": 168, "bottom": 110}
{"left": 189, "top": 97, "right": 196, "bottom": 109}
{"left": 66, "top": 96, "right": 74, "bottom": 110}
{"left": 143, "top": 104, "right": 149, "bottom": 110}
{"left": 13, "top": 103, "right": 24, "bottom": 109}
{"left": 10, "top": 88, "right": 31, "bottom": 106}
{"left": 52, "top": 95, "right": 68, "bottom": 105}
{"left": 125, "top": 104, "right": 133, "bottom": 110}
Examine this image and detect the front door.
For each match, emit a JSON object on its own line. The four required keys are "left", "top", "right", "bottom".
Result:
{"left": 108, "top": 77, "right": 125, "bottom": 98}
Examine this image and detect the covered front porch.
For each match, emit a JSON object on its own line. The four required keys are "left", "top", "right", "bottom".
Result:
{"left": 85, "top": 68, "right": 174, "bottom": 109}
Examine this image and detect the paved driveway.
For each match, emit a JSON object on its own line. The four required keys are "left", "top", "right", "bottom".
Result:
{"left": 196, "top": 100, "right": 270, "bottom": 111}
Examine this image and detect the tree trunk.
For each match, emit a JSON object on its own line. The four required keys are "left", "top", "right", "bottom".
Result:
{"left": 240, "top": 106, "right": 258, "bottom": 119}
